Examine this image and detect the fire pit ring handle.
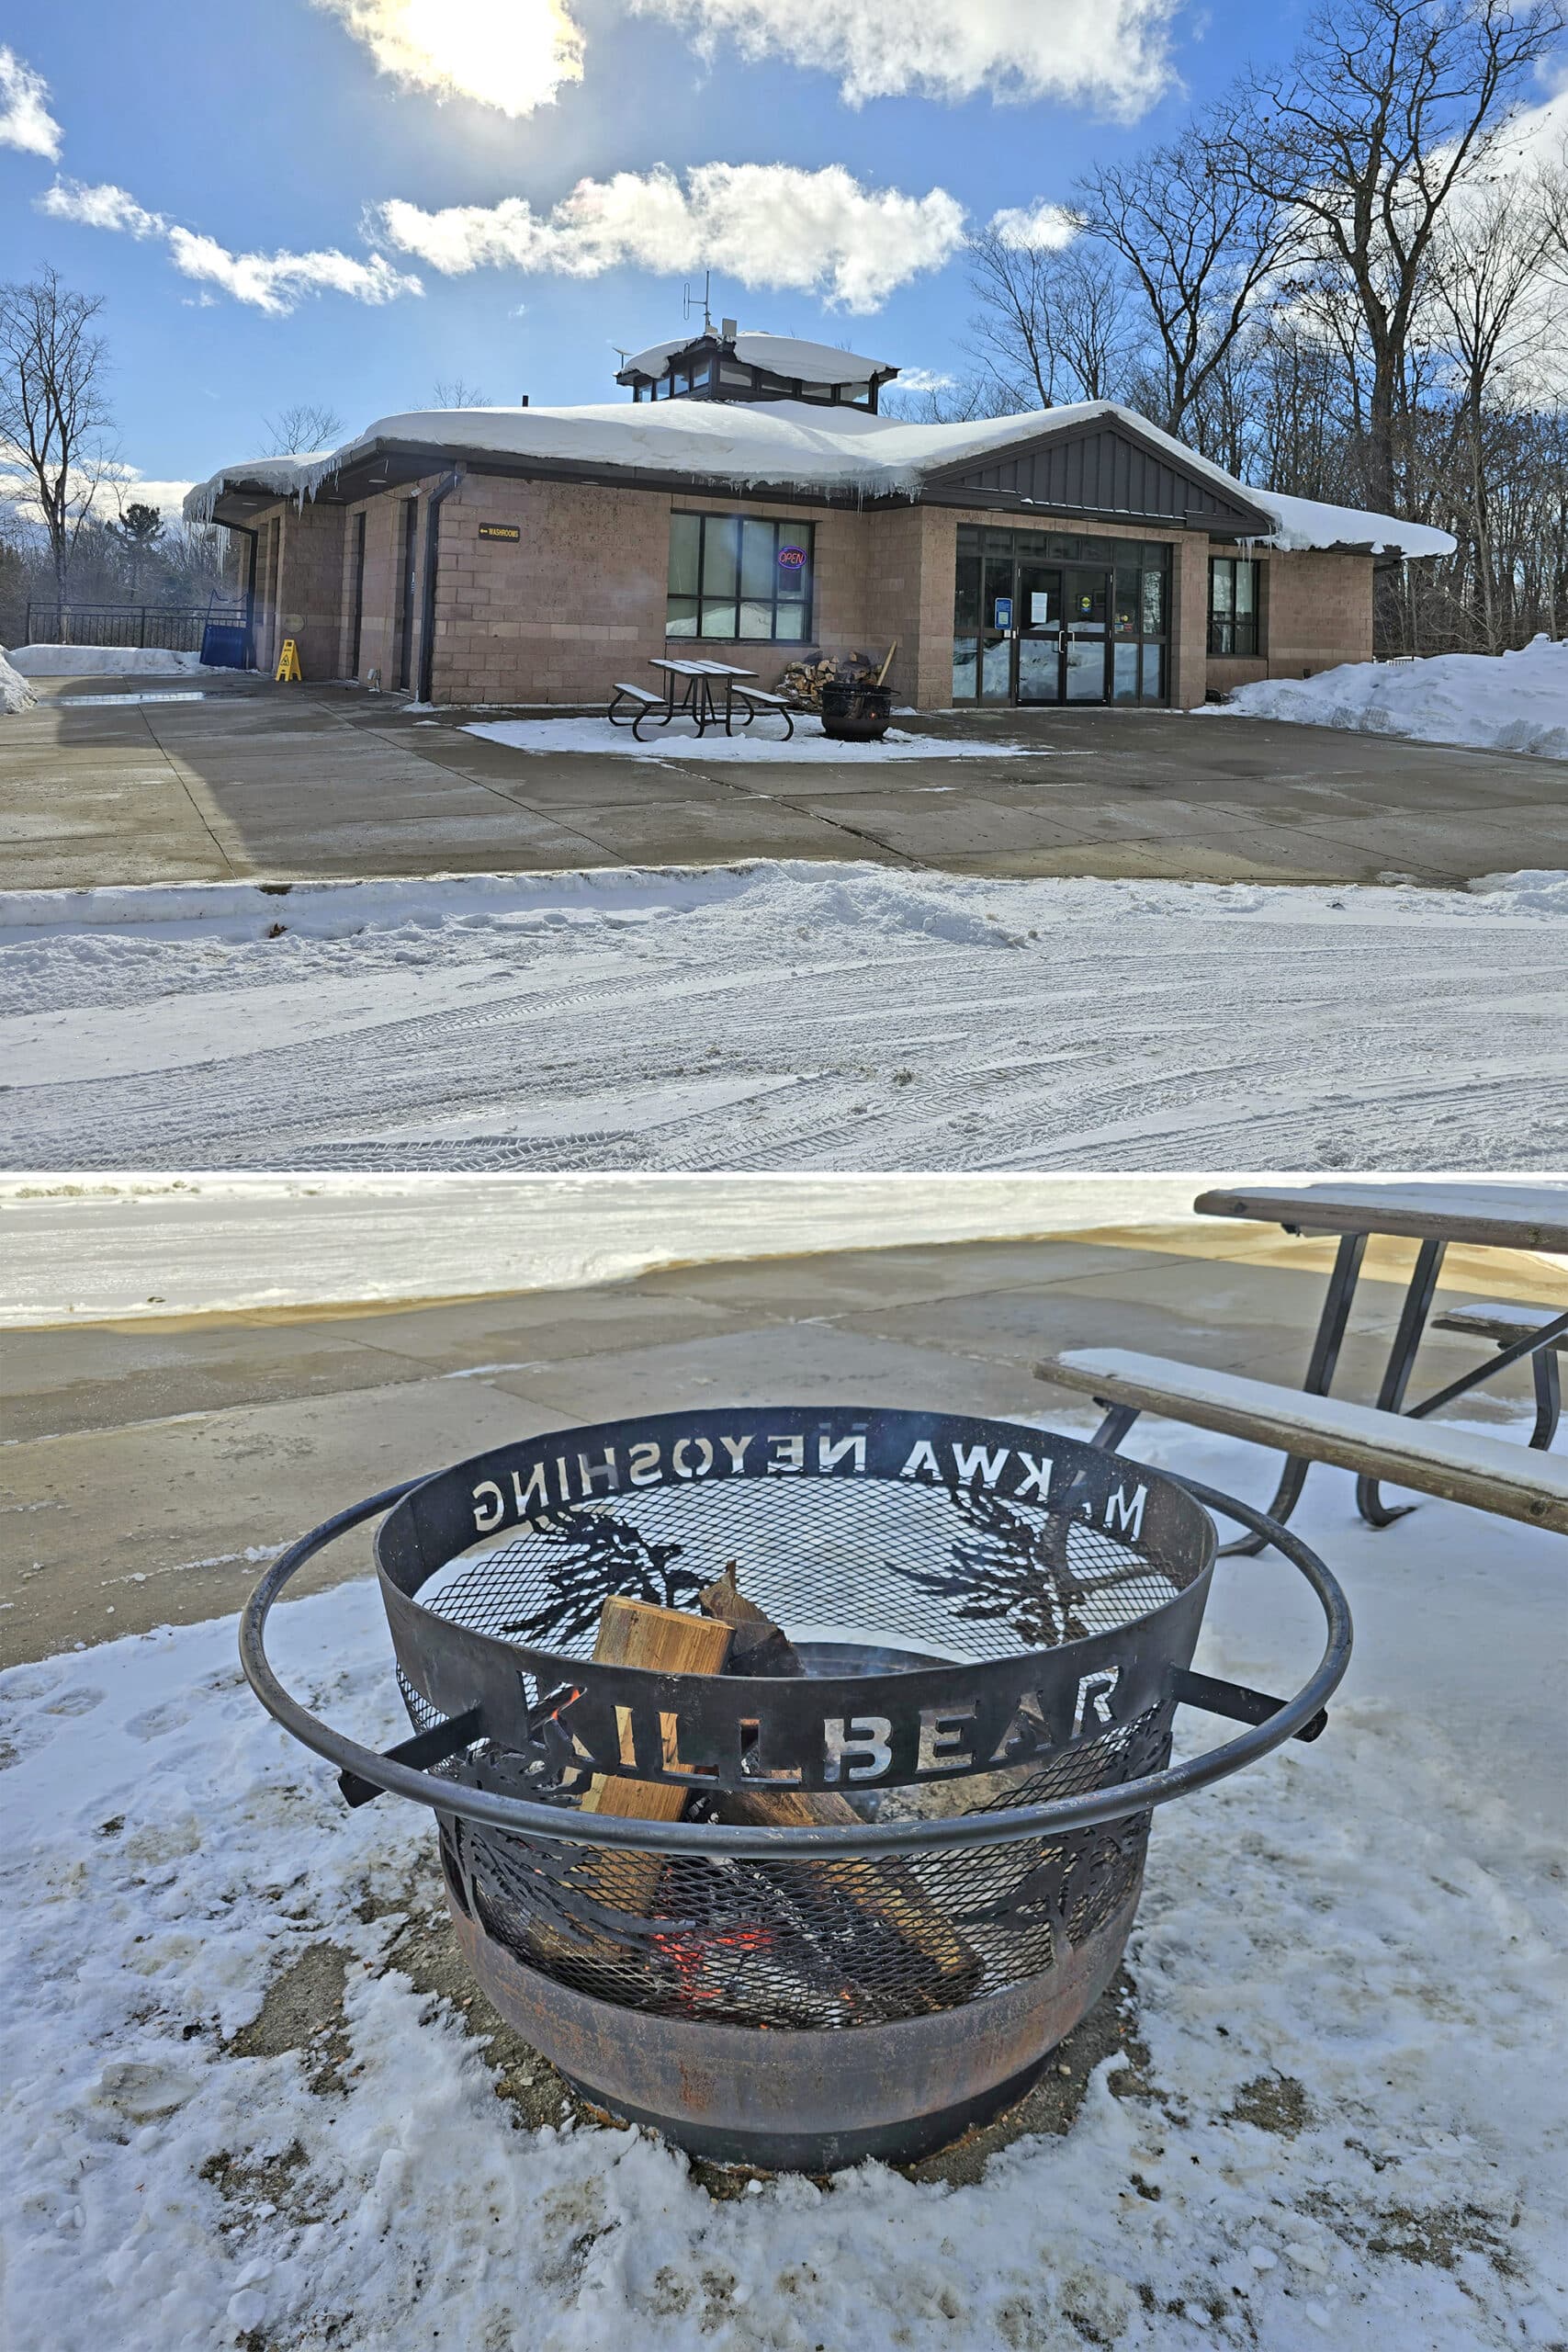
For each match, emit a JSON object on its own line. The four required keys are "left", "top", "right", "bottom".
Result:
{"left": 239, "top": 1472, "right": 1350, "bottom": 1858}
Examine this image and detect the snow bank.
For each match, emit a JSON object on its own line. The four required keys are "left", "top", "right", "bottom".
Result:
{"left": 0, "top": 863, "right": 1562, "bottom": 1171}
{"left": 1, "top": 1433, "right": 1562, "bottom": 2350}
{"left": 0, "top": 647, "right": 37, "bottom": 713}
{"left": 0, "top": 1172, "right": 1206, "bottom": 1326}
{"left": 6, "top": 645, "right": 209, "bottom": 679}
{"left": 464, "top": 717, "right": 1040, "bottom": 762}
{"left": 1206, "top": 634, "right": 1568, "bottom": 760}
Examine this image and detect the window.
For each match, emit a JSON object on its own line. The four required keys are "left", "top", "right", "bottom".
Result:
{"left": 1209, "top": 557, "right": 1260, "bottom": 658}
{"left": 667, "top": 513, "right": 815, "bottom": 641}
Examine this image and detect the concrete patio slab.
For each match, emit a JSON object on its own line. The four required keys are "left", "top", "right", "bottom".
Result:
{"left": 1, "top": 674, "right": 1556, "bottom": 888}
{"left": 6, "top": 1219, "right": 1556, "bottom": 1664}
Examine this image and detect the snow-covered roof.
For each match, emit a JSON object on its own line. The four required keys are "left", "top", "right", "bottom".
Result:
{"left": 1244, "top": 488, "right": 1454, "bottom": 561}
{"left": 621, "top": 331, "right": 896, "bottom": 384}
{"left": 183, "top": 397, "right": 1455, "bottom": 559}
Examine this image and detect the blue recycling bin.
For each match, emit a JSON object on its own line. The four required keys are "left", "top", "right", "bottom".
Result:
{"left": 200, "top": 621, "right": 251, "bottom": 669}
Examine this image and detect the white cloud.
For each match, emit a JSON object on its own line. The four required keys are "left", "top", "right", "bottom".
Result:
{"left": 165, "top": 227, "right": 422, "bottom": 315}
{"left": 101, "top": 467, "right": 198, "bottom": 518}
{"left": 628, "top": 0, "right": 1175, "bottom": 118}
{"left": 33, "top": 177, "right": 423, "bottom": 317}
{"left": 377, "top": 162, "right": 965, "bottom": 311}
{"left": 311, "top": 0, "right": 584, "bottom": 116}
{"left": 38, "top": 179, "right": 166, "bottom": 237}
{"left": 895, "top": 367, "right": 956, "bottom": 392}
{"left": 0, "top": 45, "right": 61, "bottom": 159}
{"left": 989, "top": 201, "right": 1079, "bottom": 252}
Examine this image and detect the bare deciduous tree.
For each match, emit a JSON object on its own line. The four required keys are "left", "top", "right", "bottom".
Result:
{"left": 1073, "top": 118, "right": 1303, "bottom": 439}
{"left": 1227, "top": 0, "right": 1563, "bottom": 515}
{"left": 0, "top": 266, "right": 115, "bottom": 631}
{"left": 1427, "top": 170, "right": 1565, "bottom": 645}
{"left": 964, "top": 229, "right": 1133, "bottom": 411}
{"left": 430, "top": 378, "right": 490, "bottom": 408}
{"left": 260, "top": 402, "right": 344, "bottom": 456}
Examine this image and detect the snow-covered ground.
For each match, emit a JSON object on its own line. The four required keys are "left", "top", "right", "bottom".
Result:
{"left": 466, "top": 716, "right": 1042, "bottom": 762}
{"left": 2, "top": 863, "right": 1564, "bottom": 1171}
{"left": 3, "top": 1420, "right": 1562, "bottom": 2351}
{"left": 0, "top": 1171, "right": 1204, "bottom": 1325}
{"left": 1, "top": 647, "right": 38, "bottom": 713}
{"left": 1206, "top": 634, "right": 1567, "bottom": 761}
{"left": 4, "top": 644, "right": 215, "bottom": 678}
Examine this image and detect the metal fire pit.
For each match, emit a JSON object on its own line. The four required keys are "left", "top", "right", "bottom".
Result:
{"left": 241, "top": 1407, "right": 1350, "bottom": 2172}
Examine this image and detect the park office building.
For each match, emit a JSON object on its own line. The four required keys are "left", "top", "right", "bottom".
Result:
{"left": 186, "top": 329, "right": 1451, "bottom": 713}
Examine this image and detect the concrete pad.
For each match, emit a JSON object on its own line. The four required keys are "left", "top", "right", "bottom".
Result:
{"left": 479, "top": 1318, "right": 1044, "bottom": 1423}
{"left": 0, "top": 1374, "right": 576, "bottom": 1657}
{"left": 554, "top": 797, "right": 906, "bottom": 864}
{"left": 8, "top": 1221, "right": 1557, "bottom": 1670}
{"left": 3, "top": 682, "right": 1559, "bottom": 888}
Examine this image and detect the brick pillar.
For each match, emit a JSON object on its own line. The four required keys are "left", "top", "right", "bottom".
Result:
{"left": 1171, "top": 537, "right": 1210, "bottom": 708}
{"left": 274, "top": 498, "right": 350, "bottom": 680}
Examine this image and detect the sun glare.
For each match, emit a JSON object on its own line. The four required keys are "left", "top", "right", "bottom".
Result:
{"left": 325, "top": 0, "right": 585, "bottom": 117}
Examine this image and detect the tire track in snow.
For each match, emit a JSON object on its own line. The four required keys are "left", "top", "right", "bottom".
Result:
{"left": 2, "top": 865, "right": 1563, "bottom": 1170}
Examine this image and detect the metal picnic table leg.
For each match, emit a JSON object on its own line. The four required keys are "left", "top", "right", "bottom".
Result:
{"left": 1220, "top": 1230, "right": 1368, "bottom": 1556}
{"left": 1529, "top": 1348, "right": 1563, "bottom": 1450}
{"left": 1354, "top": 1237, "right": 1447, "bottom": 1526}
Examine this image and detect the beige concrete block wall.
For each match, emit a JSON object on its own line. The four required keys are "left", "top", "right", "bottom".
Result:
{"left": 427, "top": 473, "right": 667, "bottom": 705}
{"left": 273, "top": 499, "right": 349, "bottom": 679}
{"left": 254, "top": 465, "right": 1379, "bottom": 710}
{"left": 1262, "top": 548, "right": 1373, "bottom": 678}
{"left": 1171, "top": 537, "right": 1210, "bottom": 709}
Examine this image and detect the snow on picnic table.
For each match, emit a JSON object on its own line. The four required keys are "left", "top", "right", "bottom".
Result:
{"left": 0, "top": 862, "right": 1564, "bottom": 1173}
{"left": 1205, "top": 633, "right": 1568, "bottom": 761}
{"left": 2, "top": 1423, "right": 1562, "bottom": 2351}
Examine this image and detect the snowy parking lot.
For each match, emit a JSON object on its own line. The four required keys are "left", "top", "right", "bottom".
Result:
{"left": 3, "top": 1421, "right": 1562, "bottom": 2352}
{"left": 3, "top": 861, "right": 1565, "bottom": 1171}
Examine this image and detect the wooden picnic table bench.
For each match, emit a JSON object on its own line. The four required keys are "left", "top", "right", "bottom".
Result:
{"left": 1190, "top": 1181, "right": 1567, "bottom": 1542}
{"left": 606, "top": 658, "right": 795, "bottom": 741}
{"left": 1035, "top": 1348, "right": 1568, "bottom": 1535}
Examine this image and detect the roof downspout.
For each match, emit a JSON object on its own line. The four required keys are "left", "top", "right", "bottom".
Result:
{"left": 417, "top": 467, "right": 464, "bottom": 706}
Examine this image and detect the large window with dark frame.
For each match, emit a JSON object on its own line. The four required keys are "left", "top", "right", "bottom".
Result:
{"left": 1208, "top": 556, "right": 1260, "bottom": 657}
{"left": 667, "top": 512, "right": 815, "bottom": 641}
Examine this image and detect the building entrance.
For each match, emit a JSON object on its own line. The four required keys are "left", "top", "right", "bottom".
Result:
{"left": 952, "top": 527, "right": 1169, "bottom": 707}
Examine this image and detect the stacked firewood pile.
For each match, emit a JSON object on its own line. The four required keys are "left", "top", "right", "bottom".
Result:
{"left": 777, "top": 650, "right": 878, "bottom": 710}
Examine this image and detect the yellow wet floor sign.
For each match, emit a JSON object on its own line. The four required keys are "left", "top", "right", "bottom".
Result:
{"left": 275, "top": 639, "right": 302, "bottom": 683}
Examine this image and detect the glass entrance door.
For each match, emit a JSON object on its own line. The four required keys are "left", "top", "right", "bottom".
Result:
{"left": 1015, "top": 560, "right": 1063, "bottom": 703}
{"left": 1063, "top": 566, "right": 1109, "bottom": 701}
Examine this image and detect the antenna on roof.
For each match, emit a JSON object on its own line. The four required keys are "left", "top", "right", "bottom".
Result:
{"left": 682, "top": 271, "right": 714, "bottom": 335}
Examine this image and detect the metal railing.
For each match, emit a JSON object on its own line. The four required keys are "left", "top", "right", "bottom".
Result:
{"left": 22, "top": 602, "right": 248, "bottom": 654}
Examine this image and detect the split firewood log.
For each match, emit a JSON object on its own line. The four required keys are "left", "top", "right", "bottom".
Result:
{"left": 698, "top": 1567, "right": 983, "bottom": 2011}
{"left": 520, "top": 1598, "right": 732, "bottom": 1982}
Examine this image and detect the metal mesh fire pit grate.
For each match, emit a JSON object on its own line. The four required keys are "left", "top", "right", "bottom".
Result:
{"left": 243, "top": 1407, "right": 1350, "bottom": 2171}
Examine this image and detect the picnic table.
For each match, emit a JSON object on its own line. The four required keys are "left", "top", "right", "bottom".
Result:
{"left": 607, "top": 658, "right": 795, "bottom": 741}
{"left": 1191, "top": 1182, "right": 1567, "bottom": 1541}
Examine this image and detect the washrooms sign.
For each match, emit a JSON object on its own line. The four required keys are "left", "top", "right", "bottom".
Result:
{"left": 478, "top": 524, "right": 522, "bottom": 543}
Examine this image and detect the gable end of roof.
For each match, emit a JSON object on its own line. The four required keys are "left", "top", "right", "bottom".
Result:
{"left": 920, "top": 417, "right": 1275, "bottom": 535}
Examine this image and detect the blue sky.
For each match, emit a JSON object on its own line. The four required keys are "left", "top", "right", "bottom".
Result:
{"left": 0, "top": 0, "right": 1381, "bottom": 505}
